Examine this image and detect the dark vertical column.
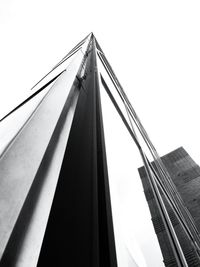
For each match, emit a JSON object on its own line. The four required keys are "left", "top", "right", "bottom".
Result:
{"left": 37, "top": 39, "right": 117, "bottom": 267}
{"left": 94, "top": 40, "right": 118, "bottom": 267}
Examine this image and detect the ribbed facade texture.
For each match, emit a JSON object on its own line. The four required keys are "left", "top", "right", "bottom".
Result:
{"left": 138, "top": 147, "right": 200, "bottom": 266}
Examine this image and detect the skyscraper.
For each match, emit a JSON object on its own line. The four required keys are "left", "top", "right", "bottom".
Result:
{"left": 138, "top": 147, "right": 200, "bottom": 266}
{"left": 0, "top": 33, "right": 118, "bottom": 267}
{"left": 0, "top": 32, "right": 198, "bottom": 267}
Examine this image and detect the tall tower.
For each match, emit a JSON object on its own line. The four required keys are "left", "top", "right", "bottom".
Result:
{"left": 0, "top": 34, "right": 117, "bottom": 267}
{"left": 0, "top": 33, "right": 200, "bottom": 267}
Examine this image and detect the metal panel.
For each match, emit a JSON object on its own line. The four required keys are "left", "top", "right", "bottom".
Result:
{"left": 0, "top": 49, "right": 89, "bottom": 264}
{"left": 37, "top": 39, "right": 117, "bottom": 267}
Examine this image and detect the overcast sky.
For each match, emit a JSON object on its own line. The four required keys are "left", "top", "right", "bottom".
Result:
{"left": 1, "top": 1, "right": 200, "bottom": 266}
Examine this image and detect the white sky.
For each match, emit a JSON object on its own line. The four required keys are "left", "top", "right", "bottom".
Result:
{"left": 1, "top": 1, "right": 200, "bottom": 266}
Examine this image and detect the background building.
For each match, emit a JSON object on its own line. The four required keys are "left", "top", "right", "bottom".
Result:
{"left": 139, "top": 147, "right": 200, "bottom": 266}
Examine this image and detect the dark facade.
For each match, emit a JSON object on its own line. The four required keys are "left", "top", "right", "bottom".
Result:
{"left": 138, "top": 147, "right": 200, "bottom": 266}
{"left": 35, "top": 40, "right": 118, "bottom": 267}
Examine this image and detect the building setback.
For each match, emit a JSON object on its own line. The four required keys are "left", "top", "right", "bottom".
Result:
{"left": 138, "top": 147, "right": 200, "bottom": 267}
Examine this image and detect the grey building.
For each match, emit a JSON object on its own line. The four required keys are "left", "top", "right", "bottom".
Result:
{"left": 138, "top": 147, "right": 200, "bottom": 266}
